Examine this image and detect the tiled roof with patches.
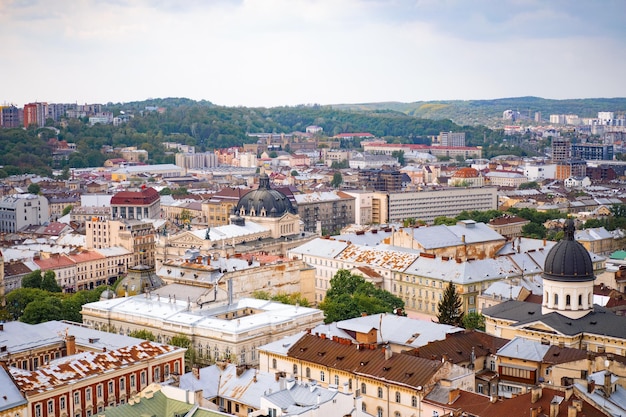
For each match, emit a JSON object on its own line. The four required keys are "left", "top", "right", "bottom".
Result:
{"left": 10, "top": 341, "right": 183, "bottom": 394}
{"left": 336, "top": 244, "right": 419, "bottom": 271}
{"left": 287, "top": 333, "right": 445, "bottom": 389}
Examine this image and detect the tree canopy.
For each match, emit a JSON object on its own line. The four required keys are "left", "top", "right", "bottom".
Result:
{"left": 436, "top": 282, "right": 464, "bottom": 327}
{"left": 319, "top": 270, "right": 404, "bottom": 324}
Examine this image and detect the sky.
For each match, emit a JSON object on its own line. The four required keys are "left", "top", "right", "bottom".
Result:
{"left": 1, "top": 0, "right": 626, "bottom": 108}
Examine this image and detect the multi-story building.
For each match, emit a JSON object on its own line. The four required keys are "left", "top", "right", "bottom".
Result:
{"left": 487, "top": 215, "right": 530, "bottom": 238}
{"left": 110, "top": 186, "right": 160, "bottom": 220}
{"left": 435, "top": 131, "right": 466, "bottom": 147}
{"left": 203, "top": 188, "right": 250, "bottom": 227}
{"left": 294, "top": 191, "right": 355, "bottom": 234}
{"left": 81, "top": 296, "right": 324, "bottom": 366}
{"left": 175, "top": 152, "right": 218, "bottom": 172}
{"left": 0, "top": 194, "right": 50, "bottom": 233}
{"left": 571, "top": 144, "right": 614, "bottom": 161}
{"left": 86, "top": 218, "right": 156, "bottom": 267}
{"left": 555, "top": 160, "right": 587, "bottom": 180}
{"left": 358, "top": 169, "right": 404, "bottom": 192}
{"left": 523, "top": 163, "right": 557, "bottom": 181}
{"left": 259, "top": 332, "right": 473, "bottom": 417}
{"left": 0, "top": 105, "right": 20, "bottom": 128}
{"left": 23, "top": 102, "right": 48, "bottom": 127}
{"left": 344, "top": 191, "right": 375, "bottom": 225}
{"left": 385, "top": 187, "right": 498, "bottom": 224}
{"left": 551, "top": 138, "right": 570, "bottom": 162}
{"left": 484, "top": 170, "right": 528, "bottom": 188}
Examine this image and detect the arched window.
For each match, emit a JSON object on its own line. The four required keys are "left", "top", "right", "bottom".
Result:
{"left": 554, "top": 293, "right": 559, "bottom": 306}
{"left": 361, "top": 383, "right": 367, "bottom": 395}
{"left": 412, "top": 395, "right": 417, "bottom": 407}
{"left": 579, "top": 294, "right": 583, "bottom": 306}
{"left": 377, "top": 407, "right": 383, "bottom": 417}
{"left": 395, "top": 391, "right": 401, "bottom": 403}
{"left": 566, "top": 294, "right": 571, "bottom": 306}
{"left": 306, "top": 367, "right": 311, "bottom": 378}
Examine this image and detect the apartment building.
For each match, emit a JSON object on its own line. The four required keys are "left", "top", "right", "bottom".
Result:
{"left": 294, "top": 191, "right": 355, "bottom": 234}
{"left": 110, "top": 186, "right": 160, "bottom": 220}
{"left": 0, "top": 194, "right": 50, "bottom": 233}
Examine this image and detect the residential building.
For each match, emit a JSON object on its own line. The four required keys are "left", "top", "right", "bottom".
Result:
{"left": 175, "top": 152, "right": 218, "bottom": 172}
{"left": 552, "top": 138, "right": 570, "bottom": 162}
{"left": 571, "top": 144, "right": 614, "bottom": 161}
{"left": 555, "top": 160, "right": 587, "bottom": 181}
{"left": 484, "top": 170, "right": 528, "bottom": 187}
{"left": 0, "top": 105, "right": 20, "bottom": 128}
{"left": 81, "top": 297, "right": 324, "bottom": 366}
{"left": 23, "top": 102, "right": 48, "bottom": 127}
{"left": 524, "top": 163, "right": 557, "bottom": 181}
{"left": 86, "top": 218, "right": 156, "bottom": 267}
{"left": 344, "top": 190, "right": 375, "bottom": 226}
{"left": 0, "top": 194, "right": 50, "bottom": 233}
{"left": 294, "top": 191, "right": 355, "bottom": 234}
{"left": 435, "top": 131, "right": 466, "bottom": 147}
{"left": 203, "top": 188, "right": 250, "bottom": 227}
{"left": 448, "top": 167, "right": 485, "bottom": 187}
{"left": 358, "top": 169, "right": 404, "bottom": 192}
{"left": 259, "top": 332, "right": 474, "bottom": 417}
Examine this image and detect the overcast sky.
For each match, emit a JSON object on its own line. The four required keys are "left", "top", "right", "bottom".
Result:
{"left": 1, "top": 0, "right": 625, "bottom": 108}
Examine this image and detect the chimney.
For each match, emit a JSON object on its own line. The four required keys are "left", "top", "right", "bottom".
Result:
{"left": 588, "top": 379, "right": 595, "bottom": 393}
{"left": 0, "top": 323, "right": 3, "bottom": 331}
{"left": 530, "top": 407, "right": 541, "bottom": 417}
{"left": 66, "top": 335, "right": 76, "bottom": 356}
{"left": 567, "top": 405, "right": 578, "bottom": 417}
{"left": 550, "top": 401, "right": 559, "bottom": 417}
{"left": 384, "top": 345, "right": 392, "bottom": 360}
{"left": 604, "top": 371, "right": 612, "bottom": 397}
{"left": 564, "top": 386, "right": 573, "bottom": 401}
{"left": 572, "top": 399, "right": 583, "bottom": 412}
{"left": 448, "top": 388, "right": 460, "bottom": 404}
{"left": 531, "top": 386, "right": 542, "bottom": 404}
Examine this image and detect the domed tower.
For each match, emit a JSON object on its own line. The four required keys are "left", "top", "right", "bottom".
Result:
{"left": 542, "top": 219, "right": 595, "bottom": 319}
{"left": 234, "top": 173, "right": 297, "bottom": 218}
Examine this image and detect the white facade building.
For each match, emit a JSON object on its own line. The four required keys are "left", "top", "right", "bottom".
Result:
{"left": 523, "top": 163, "right": 556, "bottom": 181}
{"left": 0, "top": 194, "right": 50, "bottom": 232}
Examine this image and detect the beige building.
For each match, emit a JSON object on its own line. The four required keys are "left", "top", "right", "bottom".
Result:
{"left": 259, "top": 332, "right": 473, "bottom": 417}
{"left": 86, "top": 218, "right": 156, "bottom": 267}
{"left": 487, "top": 215, "right": 530, "bottom": 238}
{"left": 294, "top": 191, "right": 355, "bottom": 234}
{"left": 82, "top": 296, "right": 324, "bottom": 367}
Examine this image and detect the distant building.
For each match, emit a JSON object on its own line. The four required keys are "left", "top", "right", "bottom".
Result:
{"left": 358, "top": 169, "right": 404, "bottom": 192}
{"left": 0, "top": 105, "right": 20, "bottom": 128}
{"left": 110, "top": 186, "right": 161, "bottom": 220}
{"left": 23, "top": 102, "right": 48, "bottom": 127}
{"left": 552, "top": 138, "right": 570, "bottom": 162}
{"left": 0, "top": 193, "right": 50, "bottom": 232}
{"left": 488, "top": 215, "right": 530, "bottom": 238}
{"left": 435, "top": 131, "right": 466, "bottom": 147}
{"left": 571, "top": 144, "right": 614, "bottom": 161}
{"left": 294, "top": 191, "right": 355, "bottom": 234}
{"left": 175, "top": 152, "right": 218, "bottom": 171}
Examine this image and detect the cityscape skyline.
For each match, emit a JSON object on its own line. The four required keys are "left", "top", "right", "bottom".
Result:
{"left": 1, "top": 0, "right": 626, "bottom": 108}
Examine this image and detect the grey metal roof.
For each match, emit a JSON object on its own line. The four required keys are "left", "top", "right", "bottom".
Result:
{"left": 497, "top": 337, "right": 551, "bottom": 361}
{"left": 0, "top": 366, "right": 26, "bottom": 412}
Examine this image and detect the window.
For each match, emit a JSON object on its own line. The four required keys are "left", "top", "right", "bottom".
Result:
{"left": 141, "top": 371, "right": 147, "bottom": 386}
{"left": 579, "top": 294, "right": 583, "bottom": 306}
{"left": 320, "top": 371, "right": 325, "bottom": 382}
{"left": 334, "top": 375, "right": 339, "bottom": 385}
{"left": 361, "top": 383, "right": 367, "bottom": 395}
{"left": 377, "top": 407, "right": 383, "bottom": 417}
{"left": 154, "top": 367, "right": 160, "bottom": 382}
{"left": 395, "top": 391, "right": 401, "bottom": 403}
{"left": 378, "top": 387, "right": 383, "bottom": 398}
{"left": 306, "top": 367, "right": 311, "bottom": 378}
{"left": 60, "top": 397, "right": 66, "bottom": 410}
{"left": 165, "top": 364, "right": 170, "bottom": 377}
{"left": 97, "top": 385, "right": 102, "bottom": 398}
{"left": 554, "top": 293, "right": 558, "bottom": 306}
{"left": 478, "top": 384, "right": 484, "bottom": 394}
{"left": 412, "top": 395, "right": 417, "bottom": 407}
{"left": 35, "top": 404, "right": 42, "bottom": 417}
{"left": 47, "top": 400, "right": 54, "bottom": 414}
{"left": 74, "top": 392, "right": 80, "bottom": 405}
{"left": 395, "top": 412, "right": 401, "bottom": 417}
{"left": 119, "top": 377, "right": 125, "bottom": 390}
{"left": 293, "top": 364, "right": 298, "bottom": 375}
{"left": 566, "top": 294, "right": 571, "bottom": 306}
{"left": 272, "top": 358, "right": 277, "bottom": 369}
{"left": 108, "top": 381, "right": 114, "bottom": 393}
{"left": 130, "top": 375, "right": 136, "bottom": 388}
{"left": 349, "top": 379, "right": 352, "bottom": 390}
{"left": 86, "top": 387, "right": 92, "bottom": 401}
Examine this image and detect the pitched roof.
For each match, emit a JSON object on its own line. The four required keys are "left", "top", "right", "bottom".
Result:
{"left": 287, "top": 333, "right": 443, "bottom": 389}
{"left": 410, "top": 330, "right": 508, "bottom": 364}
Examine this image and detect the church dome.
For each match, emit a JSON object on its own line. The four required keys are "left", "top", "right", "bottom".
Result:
{"left": 543, "top": 219, "right": 594, "bottom": 282}
{"left": 235, "top": 173, "right": 297, "bottom": 218}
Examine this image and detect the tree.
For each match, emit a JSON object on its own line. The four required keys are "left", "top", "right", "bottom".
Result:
{"left": 433, "top": 216, "right": 457, "bottom": 226}
{"left": 518, "top": 181, "right": 540, "bottom": 190}
{"left": 331, "top": 171, "right": 343, "bottom": 188}
{"left": 521, "top": 222, "right": 547, "bottom": 239}
{"left": 27, "top": 183, "right": 41, "bottom": 194}
{"left": 170, "top": 333, "right": 197, "bottom": 369}
{"left": 42, "top": 270, "right": 62, "bottom": 292}
{"left": 391, "top": 150, "right": 405, "bottom": 165}
{"left": 21, "top": 297, "right": 63, "bottom": 324}
{"left": 130, "top": 329, "right": 157, "bottom": 341}
{"left": 320, "top": 270, "right": 404, "bottom": 324}
{"left": 159, "top": 187, "right": 172, "bottom": 195}
{"left": 436, "top": 282, "right": 464, "bottom": 327}
{"left": 22, "top": 270, "right": 44, "bottom": 289}
{"left": 172, "top": 187, "right": 188, "bottom": 196}
{"left": 461, "top": 312, "right": 485, "bottom": 331}
{"left": 5, "top": 288, "right": 49, "bottom": 320}
{"left": 62, "top": 205, "right": 73, "bottom": 216}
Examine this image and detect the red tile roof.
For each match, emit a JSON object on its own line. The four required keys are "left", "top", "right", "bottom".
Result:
{"left": 111, "top": 187, "right": 159, "bottom": 206}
